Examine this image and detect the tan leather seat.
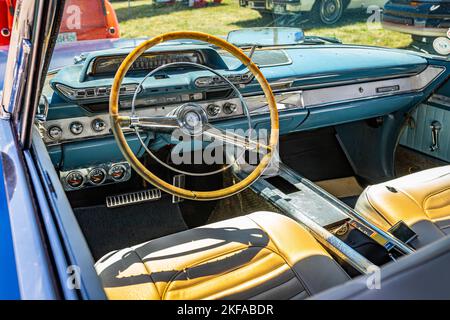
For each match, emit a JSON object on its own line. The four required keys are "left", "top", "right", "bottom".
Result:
{"left": 95, "top": 211, "right": 349, "bottom": 300}
{"left": 356, "top": 166, "right": 450, "bottom": 248}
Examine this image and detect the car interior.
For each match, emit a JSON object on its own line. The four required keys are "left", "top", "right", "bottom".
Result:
{"left": 29, "top": 25, "right": 450, "bottom": 299}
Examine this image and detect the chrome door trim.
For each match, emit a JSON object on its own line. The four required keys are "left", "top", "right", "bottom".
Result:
{"left": 0, "top": 119, "right": 57, "bottom": 299}
{"left": 31, "top": 127, "right": 107, "bottom": 299}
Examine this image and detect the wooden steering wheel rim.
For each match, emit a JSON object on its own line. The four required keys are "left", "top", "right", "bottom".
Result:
{"left": 110, "top": 31, "right": 279, "bottom": 201}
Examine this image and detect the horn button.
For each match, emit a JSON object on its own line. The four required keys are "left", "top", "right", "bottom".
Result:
{"left": 173, "top": 103, "right": 208, "bottom": 136}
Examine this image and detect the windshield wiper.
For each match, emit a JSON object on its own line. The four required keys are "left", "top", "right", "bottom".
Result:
{"left": 234, "top": 36, "right": 342, "bottom": 50}
{"left": 303, "top": 36, "right": 342, "bottom": 45}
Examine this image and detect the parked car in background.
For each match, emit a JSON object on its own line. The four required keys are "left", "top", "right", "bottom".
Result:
{"left": 58, "top": 0, "right": 120, "bottom": 43}
{"left": 0, "top": 0, "right": 120, "bottom": 46}
{"left": 0, "top": 0, "right": 15, "bottom": 46}
{"left": 239, "top": 0, "right": 269, "bottom": 15}
{"left": 382, "top": 0, "right": 450, "bottom": 51}
{"left": 154, "top": 0, "right": 222, "bottom": 8}
{"left": 240, "top": 0, "right": 387, "bottom": 25}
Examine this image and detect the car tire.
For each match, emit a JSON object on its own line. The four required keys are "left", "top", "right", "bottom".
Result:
{"left": 311, "top": 0, "right": 344, "bottom": 25}
{"left": 258, "top": 11, "right": 272, "bottom": 19}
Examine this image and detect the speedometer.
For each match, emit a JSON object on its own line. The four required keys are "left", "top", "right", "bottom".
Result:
{"left": 90, "top": 51, "right": 204, "bottom": 76}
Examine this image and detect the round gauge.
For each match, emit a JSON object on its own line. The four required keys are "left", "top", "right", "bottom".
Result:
{"left": 433, "top": 37, "right": 450, "bottom": 56}
{"left": 109, "top": 164, "right": 127, "bottom": 181}
{"left": 48, "top": 126, "right": 63, "bottom": 140}
{"left": 69, "top": 122, "right": 84, "bottom": 135}
{"left": 184, "top": 111, "right": 202, "bottom": 128}
{"left": 88, "top": 168, "right": 106, "bottom": 185}
{"left": 66, "top": 171, "right": 84, "bottom": 189}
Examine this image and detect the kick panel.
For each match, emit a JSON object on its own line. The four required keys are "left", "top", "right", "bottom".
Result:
{"left": 400, "top": 101, "right": 450, "bottom": 163}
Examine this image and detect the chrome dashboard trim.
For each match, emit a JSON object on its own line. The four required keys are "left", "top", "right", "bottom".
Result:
{"left": 42, "top": 65, "right": 444, "bottom": 145}
{"left": 41, "top": 97, "right": 243, "bottom": 144}
{"left": 245, "top": 65, "right": 445, "bottom": 114}
{"left": 428, "top": 94, "right": 450, "bottom": 108}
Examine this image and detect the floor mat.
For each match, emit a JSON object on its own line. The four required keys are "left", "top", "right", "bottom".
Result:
{"left": 74, "top": 195, "right": 187, "bottom": 261}
{"left": 207, "top": 172, "right": 280, "bottom": 224}
{"left": 315, "top": 176, "right": 364, "bottom": 198}
{"left": 280, "top": 128, "right": 355, "bottom": 181}
{"left": 395, "top": 146, "right": 447, "bottom": 177}
{"left": 340, "top": 196, "right": 359, "bottom": 208}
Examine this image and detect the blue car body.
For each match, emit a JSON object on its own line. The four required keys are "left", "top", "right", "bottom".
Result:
{"left": 1, "top": 0, "right": 450, "bottom": 301}
{"left": 383, "top": 0, "right": 450, "bottom": 39}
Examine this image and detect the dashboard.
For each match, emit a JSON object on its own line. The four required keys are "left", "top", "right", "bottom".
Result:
{"left": 39, "top": 41, "right": 450, "bottom": 191}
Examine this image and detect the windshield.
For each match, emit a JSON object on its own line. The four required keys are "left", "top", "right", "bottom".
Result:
{"left": 44, "top": 0, "right": 448, "bottom": 57}
{"left": 0, "top": 0, "right": 448, "bottom": 76}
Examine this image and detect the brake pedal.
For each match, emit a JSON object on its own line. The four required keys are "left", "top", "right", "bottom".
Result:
{"left": 106, "top": 189, "right": 161, "bottom": 208}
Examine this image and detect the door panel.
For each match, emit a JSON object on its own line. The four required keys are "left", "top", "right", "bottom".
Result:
{"left": 400, "top": 101, "right": 450, "bottom": 163}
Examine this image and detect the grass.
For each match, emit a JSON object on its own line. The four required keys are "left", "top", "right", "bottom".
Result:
{"left": 111, "top": 0, "right": 412, "bottom": 48}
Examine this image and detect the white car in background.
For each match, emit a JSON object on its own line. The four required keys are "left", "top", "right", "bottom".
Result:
{"left": 260, "top": 0, "right": 387, "bottom": 25}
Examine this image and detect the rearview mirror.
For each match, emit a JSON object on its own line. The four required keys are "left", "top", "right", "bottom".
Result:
{"left": 227, "top": 27, "right": 305, "bottom": 47}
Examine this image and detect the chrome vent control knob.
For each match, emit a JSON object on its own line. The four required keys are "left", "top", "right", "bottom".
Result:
{"left": 223, "top": 102, "right": 237, "bottom": 114}
{"left": 206, "top": 104, "right": 221, "bottom": 117}
{"left": 92, "top": 118, "right": 106, "bottom": 132}
{"left": 69, "top": 122, "right": 84, "bottom": 135}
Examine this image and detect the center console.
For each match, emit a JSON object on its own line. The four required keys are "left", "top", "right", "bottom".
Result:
{"left": 236, "top": 162, "right": 414, "bottom": 275}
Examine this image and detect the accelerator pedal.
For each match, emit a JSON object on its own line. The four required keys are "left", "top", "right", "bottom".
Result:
{"left": 106, "top": 189, "right": 162, "bottom": 208}
{"left": 172, "top": 174, "right": 186, "bottom": 204}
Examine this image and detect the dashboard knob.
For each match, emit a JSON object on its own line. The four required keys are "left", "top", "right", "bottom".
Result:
{"left": 206, "top": 104, "right": 221, "bottom": 117}
{"left": 48, "top": 126, "right": 63, "bottom": 140}
{"left": 92, "top": 118, "right": 106, "bottom": 132}
{"left": 69, "top": 122, "right": 84, "bottom": 135}
{"left": 223, "top": 102, "right": 237, "bottom": 114}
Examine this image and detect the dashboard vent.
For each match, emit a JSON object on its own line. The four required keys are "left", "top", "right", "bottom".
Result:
{"left": 205, "top": 89, "right": 234, "bottom": 100}
{"left": 250, "top": 50, "right": 292, "bottom": 67}
{"left": 82, "top": 103, "right": 109, "bottom": 113}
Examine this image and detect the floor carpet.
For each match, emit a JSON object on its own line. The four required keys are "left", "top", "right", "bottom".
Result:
{"left": 74, "top": 195, "right": 187, "bottom": 261}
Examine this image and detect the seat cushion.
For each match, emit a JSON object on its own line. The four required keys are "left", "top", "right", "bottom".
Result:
{"left": 95, "top": 211, "right": 349, "bottom": 300}
{"left": 356, "top": 166, "right": 450, "bottom": 248}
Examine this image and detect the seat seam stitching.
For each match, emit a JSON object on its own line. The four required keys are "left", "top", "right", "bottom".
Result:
{"left": 228, "top": 272, "right": 299, "bottom": 300}
{"left": 246, "top": 215, "right": 314, "bottom": 296}
{"left": 421, "top": 186, "right": 450, "bottom": 216}
{"left": 132, "top": 248, "right": 162, "bottom": 300}
{"left": 365, "top": 188, "right": 394, "bottom": 227}
{"left": 162, "top": 245, "right": 299, "bottom": 299}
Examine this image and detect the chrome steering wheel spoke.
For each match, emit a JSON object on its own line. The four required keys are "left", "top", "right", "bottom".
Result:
{"left": 128, "top": 115, "right": 181, "bottom": 133}
{"left": 202, "top": 124, "right": 270, "bottom": 154}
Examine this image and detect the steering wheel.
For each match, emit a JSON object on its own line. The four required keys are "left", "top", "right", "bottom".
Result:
{"left": 110, "top": 31, "right": 279, "bottom": 201}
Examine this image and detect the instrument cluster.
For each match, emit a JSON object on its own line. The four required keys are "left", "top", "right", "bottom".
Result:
{"left": 60, "top": 162, "right": 131, "bottom": 191}
{"left": 88, "top": 51, "right": 204, "bottom": 76}
{"left": 41, "top": 98, "right": 243, "bottom": 144}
